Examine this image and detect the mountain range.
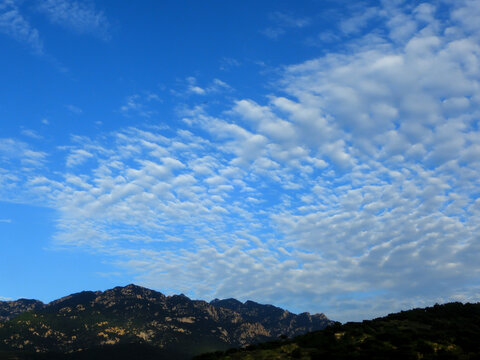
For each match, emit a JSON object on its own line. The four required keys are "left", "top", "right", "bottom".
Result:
{"left": 0, "top": 284, "right": 332, "bottom": 359}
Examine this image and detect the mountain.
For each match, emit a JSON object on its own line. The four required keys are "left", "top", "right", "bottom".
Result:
{"left": 195, "top": 302, "right": 480, "bottom": 360}
{"left": 0, "top": 284, "right": 333, "bottom": 359}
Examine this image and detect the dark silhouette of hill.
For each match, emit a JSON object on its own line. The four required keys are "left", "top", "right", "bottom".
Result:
{"left": 195, "top": 302, "right": 480, "bottom": 360}
{"left": 0, "top": 284, "right": 332, "bottom": 359}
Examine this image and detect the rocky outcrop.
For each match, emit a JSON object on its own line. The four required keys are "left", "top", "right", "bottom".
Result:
{"left": 0, "top": 299, "right": 45, "bottom": 321}
{"left": 210, "top": 298, "right": 332, "bottom": 337}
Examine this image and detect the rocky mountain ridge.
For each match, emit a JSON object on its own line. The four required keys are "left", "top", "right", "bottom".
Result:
{"left": 0, "top": 299, "right": 45, "bottom": 322}
{"left": 0, "top": 284, "right": 333, "bottom": 359}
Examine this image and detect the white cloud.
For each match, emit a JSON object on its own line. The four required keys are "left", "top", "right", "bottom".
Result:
{"left": 119, "top": 93, "right": 160, "bottom": 118}
{"left": 189, "top": 85, "right": 206, "bottom": 95}
{"left": 0, "top": 218, "right": 12, "bottom": 223}
{"left": 339, "top": 6, "right": 381, "bottom": 35}
{"left": 0, "top": 138, "right": 48, "bottom": 204}
{"left": 21, "top": 128, "right": 43, "bottom": 140}
{"left": 152, "top": 1, "right": 480, "bottom": 319}
{"left": 66, "top": 149, "right": 94, "bottom": 167}
{"left": 262, "top": 11, "right": 311, "bottom": 40}
{"left": 451, "top": 0, "right": 480, "bottom": 38}
{"left": 184, "top": 77, "right": 231, "bottom": 96}
{"left": 262, "top": 27, "right": 285, "bottom": 40}
{"left": 0, "top": 0, "right": 43, "bottom": 54}
{"left": 269, "top": 11, "right": 311, "bottom": 28}
{"left": 66, "top": 104, "right": 82, "bottom": 114}
{"left": 36, "top": 0, "right": 110, "bottom": 40}
{"left": 0, "top": 138, "right": 47, "bottom": 168}
{"left": 219, "top": 57, "right": 241, "bottom": 71}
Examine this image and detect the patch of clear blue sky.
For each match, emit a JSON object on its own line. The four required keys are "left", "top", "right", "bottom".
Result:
{"left": 0, "top": 202, "right": 117, "bottom": 301}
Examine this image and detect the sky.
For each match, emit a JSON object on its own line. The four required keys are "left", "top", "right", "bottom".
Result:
{"left": 0, "top": 0, "right": 479, "bottom": 322}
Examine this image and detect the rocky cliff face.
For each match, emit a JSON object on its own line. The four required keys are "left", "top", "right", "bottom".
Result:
{"left": 0, "top": 284, "right": 334, "bottom": 359}
{"left": 210, "top": 298, "right": 331, "bottom": 338}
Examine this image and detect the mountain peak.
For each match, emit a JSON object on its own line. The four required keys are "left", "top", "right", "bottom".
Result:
{"left": 104, "top": 284, "right": 165, "bottom": 299}
{"left": 124, "top": 283, "right": 146, "bottom": 290}
{"left": 210, "top": 298, "right": 243, "bottom": 308}
{"left": 113, "top": 283, "right": 151, "bottom": 293}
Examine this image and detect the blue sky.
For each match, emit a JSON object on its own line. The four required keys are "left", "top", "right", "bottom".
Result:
{"left": 1, "top": 0, "right": 480, "bottom": 322}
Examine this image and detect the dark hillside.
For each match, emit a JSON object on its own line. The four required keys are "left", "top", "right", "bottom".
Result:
{"left": 195, "top": 302, "right": 480, "bottom": 360}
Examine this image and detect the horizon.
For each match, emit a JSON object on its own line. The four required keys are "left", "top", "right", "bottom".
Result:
{"left": 1, "top": 0, "right": 480, "bottom": 323}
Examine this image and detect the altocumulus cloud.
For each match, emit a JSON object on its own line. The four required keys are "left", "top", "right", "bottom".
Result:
{"left": 37, "top": 0, "right": 110, "bottom": 40}
{"left": 0, "top": 0, "right": 109, "bottom": 55}
{"left": 1, "top": 0, "right": 480, "bottom": 321}
{"left": 0, "top": 0, "right": 43, "bottom": 54}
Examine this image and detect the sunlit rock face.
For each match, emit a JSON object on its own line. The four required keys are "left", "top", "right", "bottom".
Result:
{"left": 0, "top": 284, "right": 334, "bottom": 358}
{"left": 210, "top": 298, "right": 331, "bottom": 338}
